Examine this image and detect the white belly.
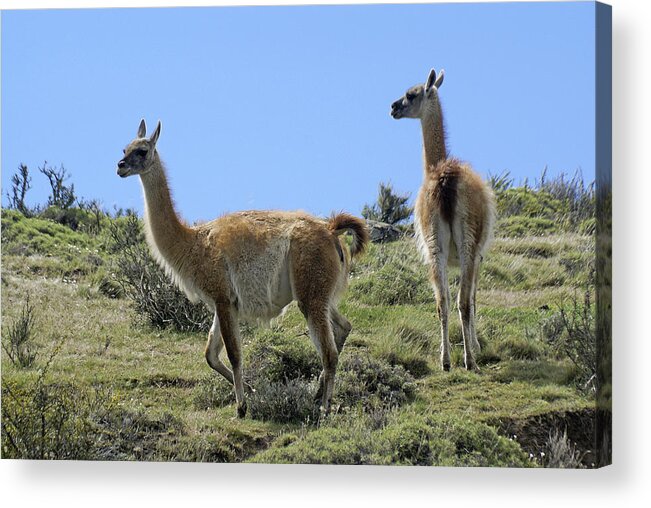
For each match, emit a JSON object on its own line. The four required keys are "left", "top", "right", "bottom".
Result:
{"left": 227, "top": 238, "right": 294, "bottom": 323}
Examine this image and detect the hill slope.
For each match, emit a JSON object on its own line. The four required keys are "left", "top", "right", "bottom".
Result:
{"left": 1, "top": 204, "right": 596, "bottom": 466}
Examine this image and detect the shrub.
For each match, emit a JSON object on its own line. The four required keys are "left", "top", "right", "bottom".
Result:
{"left": 195, "top": 372, "right": 317, "bottom": 425}
{"left": 39, "top": 162, "right": 76, "bottom": 210}
{"left": 537, "top": 169, "right": 594, "bottom": 231}
{"left": 247, "top": 377, "right": 316, "bottom": 423}
{"left": 194, "top": 326, "right": 321, "bottom": 423}
{"left": 97, "top": 275, "right": 124, "bottom": 299}
{"left": 250, "top": 423, "right": 376, "bottom": 465}
{"left": 244, "top": 326, "right": 321, "bottom": 383}
{"left": 542, "top": 428, "right": 585, "bottom": 468}
{"left": 194, "top": 347, "right": 416, "bottom": 423}
{"left": 579, "top": 217, "right": 596, "bottom": 236}
{"left": 2, "top": 294, "right": 38, "bottom": 368}
{"left": 250, "top": 412, "right": 532, "bottom": 467}
{"left": 40, "top": 206, "right": 93, "bottom": 231}
{"left": 107, "top": 214, "right": 210, "bottom": 332}
{"left": 1, "top": 378, "right": 114, "bottom": 460}
{"left": 496, "top": 187, "right": 565, "bottom": 221}
{"left": 377, "top": 418, "right": 443, "bottom": 465}
{"left": 488, "top": 170, "right": 514, "bottom": 193}
{"left": 362, "top": 182, "right": 413, "bottom": 225}
{"left": 2, "top": 339, "right": 187, "bottom": 462}
{"left": 375, "top": 415, "right": 532, "bottom": 466}
{"left": 496, "top": 216, "right": 558, "bottom": 237}
{"left": 544, "top": 290, "right": 596, "bottom": 392}
{"left": 492, "top": 169, "right": 595, "bottom": 235}
{"left": 424, "top": 414, "right": 531, "bottom": 467}
{"left": 6, "top": 163, "right": 33, "bottom": 216}
{"left": 335, "top": 352, "right": 416, "bottom": 411}
{"left": 1, "top": 340, "right": 116, "bottom": 460}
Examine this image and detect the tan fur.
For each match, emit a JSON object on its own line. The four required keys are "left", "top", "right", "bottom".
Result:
{"left": 117, "top": 120, "right": 368, "bottom": 417}
{"left": 391, "top": 69, "right": 496, "bottom": 371}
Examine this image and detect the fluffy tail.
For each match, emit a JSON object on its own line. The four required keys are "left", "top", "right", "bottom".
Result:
{"left": 430, "top": 158, "right": 461, "bottom": 225}
{"left": 327, "top": 213, "right": 369, "bottom": 257}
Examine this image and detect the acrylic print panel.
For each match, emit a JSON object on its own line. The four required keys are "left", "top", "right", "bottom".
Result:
{"left": 1, "top": 1, "right": 611, "bottom": 467}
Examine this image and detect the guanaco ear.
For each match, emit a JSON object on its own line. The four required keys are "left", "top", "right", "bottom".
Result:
{"left": 425, "top": 68, "right": 437, "bottom": 91}
{"left": 149, "top": 120, "right": 162, "bottom": 146}
{"left": 434, "top": 69, "right": 445, "bottom": 89}
{"left": 425, "top": 68, "right": 444, "bottom": 92}
{"left": 138, "top": 119, "right": 147, "bottom": 138}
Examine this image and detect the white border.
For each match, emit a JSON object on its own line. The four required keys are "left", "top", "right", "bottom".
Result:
{"left": 2, "top": 1, "right": 649, "bottom": 507}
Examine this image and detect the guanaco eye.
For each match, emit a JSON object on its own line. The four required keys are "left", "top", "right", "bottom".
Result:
{"left": 406, "top": 93, "right": 416, "bottom": 101}
{"left": 134, "top": 148, "right": 148, "bottom": 157}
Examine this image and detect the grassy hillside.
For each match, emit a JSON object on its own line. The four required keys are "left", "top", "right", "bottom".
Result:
{"left": 1, "top": 185, "right": 597, "bottom": 466}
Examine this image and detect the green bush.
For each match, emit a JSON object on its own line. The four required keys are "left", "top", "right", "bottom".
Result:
{"left": 195, "top": 333, "right": 417, "bottom": 423}
{"left": 492, "top": 170, "right": 595, "bottom": 235}
{"left": 543, "top": 291, "right": 596, "bottom": 392}
{"left": 497, "top": 188, "right": 565, "bottom": 220}
{"left": 251, "top": 424, "right": 375, "bottom": 465}
{"left": 361, "top": 182, "right": 413, "bottom": 225}
{"left": 248, "top": 377, "right": 316, "bottom": 423}
{"left": 251, "top": 412, "right": 532, "bottom": 467}
{"left": 107, "top": 214, "right": 211, "bottom": 332}
{"left": 335, "top": 352, "right": 416, "bottom": 411}
{"left": 496, "top": 216, "right": 558, "bottom": 237}
{"left": 1, "top": 377, "right": 113, "bottom": 460}
{"left": 194, "top": 326, "right": 321, "bottom": 423}
{"left": 244, "top": 326, "right": 321, "bottom": 383}
{"left": 2, "top": 294, "right": 38, "bottom": 368}
{"left": 1, "top": 209, "right": 95, "bottom": 258}
{"left": 40, "top": 206, "right": 94, "bottom": 232}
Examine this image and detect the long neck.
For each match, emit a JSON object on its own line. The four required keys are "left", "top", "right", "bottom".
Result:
{"left": 139, "top": 154, "right": 194, "bottom": 264}
{"left": 420, "top": 99, "right": 447, "bottom": 172}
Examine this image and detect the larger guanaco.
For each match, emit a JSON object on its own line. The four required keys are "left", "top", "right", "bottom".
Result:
{"left": 117, "top": 119, "right": 368, "bottom": 417}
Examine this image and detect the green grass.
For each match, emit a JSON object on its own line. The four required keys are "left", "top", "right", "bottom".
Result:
{"left": 1, "top": 208, "right": 596, "bottom": 466}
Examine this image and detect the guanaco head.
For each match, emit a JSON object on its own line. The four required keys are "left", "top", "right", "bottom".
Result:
{"left": 390, "top": 68, "right": 444, "bottom": 120}
{"left": 117, "top": 119, "right": 161, "bottom": 178}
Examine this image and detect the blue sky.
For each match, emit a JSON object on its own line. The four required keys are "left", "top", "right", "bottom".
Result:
{"left": 1, "top": 2, "right": 596, "bottom": 222}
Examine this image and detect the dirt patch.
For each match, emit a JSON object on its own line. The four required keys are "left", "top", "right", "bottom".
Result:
{"left": 497, "top": 408, "right": 596, "bottom": 468}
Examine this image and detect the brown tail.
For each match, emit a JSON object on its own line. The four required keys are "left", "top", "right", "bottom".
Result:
{"left": 327, "top": 213, "right": 369, "bottom": 257}
{"left": 429, "top": 158, "right": 461, "bottom": 225}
